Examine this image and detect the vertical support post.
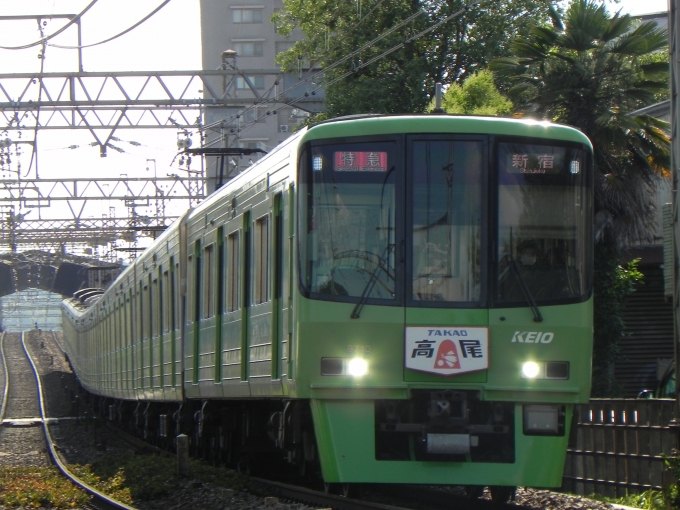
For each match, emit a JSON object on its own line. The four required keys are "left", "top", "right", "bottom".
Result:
{"left": 177, "top": 434, "right": 190, "bottom": 476}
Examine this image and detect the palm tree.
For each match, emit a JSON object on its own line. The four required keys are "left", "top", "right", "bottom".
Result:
{"left": 490, "top": 0, "right": 670, "bottom": 396}
{"left": 492, "top": 0, "right": 669, "bottom": 245}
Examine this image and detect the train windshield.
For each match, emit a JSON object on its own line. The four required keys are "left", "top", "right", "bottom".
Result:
{"left": 300, "top": 141, "right": 398, "bottom": 301}
{"left": 411, "top": 140, "right": 483, "bottom": 303}
{"left": 496, "top": 142, "right": 590, "bottom": 304}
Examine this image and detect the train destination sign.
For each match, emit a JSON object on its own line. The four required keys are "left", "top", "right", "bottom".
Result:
{"left": 334, "top": 151, "right": 388, "bottom": 172}
{"left": 405, "top": 326, "right": 489, "bottom": 375}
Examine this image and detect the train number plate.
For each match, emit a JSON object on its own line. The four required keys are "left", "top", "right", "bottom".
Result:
{"left": 405, "top": 327, "right": 489, "bottom": 375}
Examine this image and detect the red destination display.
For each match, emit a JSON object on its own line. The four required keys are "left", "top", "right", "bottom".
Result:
{"left": 334, "top": 151, "right": 388, "bottom": 172}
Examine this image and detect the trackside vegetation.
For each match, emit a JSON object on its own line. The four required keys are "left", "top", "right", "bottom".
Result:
{"left": 68, "top": 455, "right": 263, "bottom": 505}
{"left": 0, "top": 466, "right": 89, "bottom": 509}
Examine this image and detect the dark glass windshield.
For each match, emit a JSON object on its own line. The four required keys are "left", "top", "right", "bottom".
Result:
{"left": 300, "top": 141, "right": 397, "bottom": 301}
{"left": 496, "top": 142, "right": 590, "bottom": 304}
{"left": 411, "top": 140, "right": 483, "bottom": 303}
{"left": 299, "top": 135, "right": 591, "bottom": 308}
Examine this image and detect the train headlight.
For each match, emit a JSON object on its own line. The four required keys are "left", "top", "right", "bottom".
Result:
{"left": 320, "top": 357, "right": 369, "bottom": 377}
{"left": 521, "top": 361, "right": 541, "bottom": 379}
{"left": 347, "top": 358, "right": 368, "bottom": 377}
{"left": 520, "top": 361, "right": 569, "bottom": 380}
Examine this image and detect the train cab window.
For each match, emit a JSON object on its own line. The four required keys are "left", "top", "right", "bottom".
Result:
{"left": 496, "top": 142, "right": 591, "bottom": 304}
{"left": 300, "top": 140, "right": 397, "bottom": 301}
{"left": 410, "top": 140, "right": 483, "bottom": 304}
{"left": 227, "top": 232, "right": 240, "bottom": 311}
{"left": 254, "top": 216, "right": 269, "bottom": 304}
{"left": 203, "top": 244, "right": 215, "bottom": 318}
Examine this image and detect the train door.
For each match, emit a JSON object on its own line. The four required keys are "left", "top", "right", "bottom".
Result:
{"left": 222, "top": 209, "right": 249, "bottom": 396}
{"left": 247, "top": 196, "right": 276, "bottom": 395}
{"left": 271, "top": 192, "right": 285, "bottom": 385}
{"left": 404, "top": 135, "right": 489, "bottom": 384}
{"left": 198, "top": 227, "right": 221, "bottom": 397}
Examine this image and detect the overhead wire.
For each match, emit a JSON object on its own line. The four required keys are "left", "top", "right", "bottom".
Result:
{"left": 48, "top": 0, "right": 173, "bottom": 49}
{"left": 200, "top": 7, "right": 427, "bottom": 134}
{"left": 202, "top": 2, "right": 477, "bottom": 147}
{"left": 0, "top": 0, "right": 98, "bottom": 50}
{"left": 24, "top": 19, "right": 48, "bottom": 180}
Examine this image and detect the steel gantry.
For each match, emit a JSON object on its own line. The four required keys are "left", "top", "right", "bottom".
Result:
{"left": 0, "top": 67, "right": 323, "bottom": 256}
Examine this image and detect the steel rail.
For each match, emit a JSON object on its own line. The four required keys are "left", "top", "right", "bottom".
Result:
{"left": 21, "top": 331, "right": 138, "bottom": 510}
{"left": 252, "top": 479, "right": 524, "bottom": 510}
{"left": 252, "top": 478, "right": 411, "bottom": 510}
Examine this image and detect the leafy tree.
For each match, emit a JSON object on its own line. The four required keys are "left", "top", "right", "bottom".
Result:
{"left": 428, "top": 69, "right": 513, "bottom": 115}
{"left": 273, "top": 0, "right": 559, "bottom": 117}
{"left": 491, "top": 0, "right": 670, "bottom": 396}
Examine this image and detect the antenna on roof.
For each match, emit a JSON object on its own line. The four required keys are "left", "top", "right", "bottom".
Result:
{"left": 433, "top": 83, "right": 444, "bottom": 114}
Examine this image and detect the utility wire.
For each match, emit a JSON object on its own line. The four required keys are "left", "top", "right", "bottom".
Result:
{"left": 201, "top": 7, "right": 427, "bottom": 133}
{"left": 0, "top": 0, "right": 98, "bottom": 50}
{"left": 202, "top": 2, "right": 477, "bottom": 142}
{"left": 48, "top": 0, "right": 172, "bottom": 49}
{"left": 24, "top": 20, "right": 48, "bottom": 180}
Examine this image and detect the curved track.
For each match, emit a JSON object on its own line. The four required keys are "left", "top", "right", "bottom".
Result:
{"left": 0, "top": 330, "right": 538, "bottom": 510}
{"left": 0, "top": 331, "right": 136, "bottom": 510}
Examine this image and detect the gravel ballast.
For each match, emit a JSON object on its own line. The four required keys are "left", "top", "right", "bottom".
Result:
{"left": 2, "top": 330, "right": 639, "bottom": 510}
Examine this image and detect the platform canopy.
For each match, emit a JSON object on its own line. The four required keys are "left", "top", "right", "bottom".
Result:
{"left": 0, "top": 250, "right": 123, "bottom": 298}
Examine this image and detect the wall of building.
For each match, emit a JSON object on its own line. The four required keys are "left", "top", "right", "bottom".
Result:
{"left": 199, "top": 0, "right": 316, "bottom": 193}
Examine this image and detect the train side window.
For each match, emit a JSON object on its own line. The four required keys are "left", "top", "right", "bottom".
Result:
{"left": 254, "top": 215, "right": 269, "bottom": 304}
{"left": 217, "top": 227, "right": 225, "bottom": 315}
{"left": 145, "top": 283, "right": 152, "bottom": 339}
{"left": 203, "top": 244, "right": 215, "bottom": 318}
{"left": 162, "top": 270, "right": 171, "bottom": 333}
{"left": 227, "top": 232, "right": 240, "bottom": 311}
{"left": 173, "top": 261, "right": 180, "bottom": 330}
{"left": 152, "top": 277, "right": 160, "bottom": 337}
{"left": 187, "top": 255, "right": 193, "bottom": 323}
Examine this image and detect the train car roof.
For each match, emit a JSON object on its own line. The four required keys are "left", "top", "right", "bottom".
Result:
{"left": 301, "top": 114, "right": 592, "bottom": 148}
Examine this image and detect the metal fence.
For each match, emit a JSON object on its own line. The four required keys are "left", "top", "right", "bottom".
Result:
{"left": 562, "top": 399, "right": 678, "bottom": 497}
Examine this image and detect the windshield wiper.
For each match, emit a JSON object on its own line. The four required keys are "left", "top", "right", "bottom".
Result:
{"left": 502, "top": 254, "right": 543, "bottom": 322}
{"left": 351, "top": 244, "right": 395, "bottom": 319}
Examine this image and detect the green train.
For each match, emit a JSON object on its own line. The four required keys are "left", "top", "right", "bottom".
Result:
{"left": 62, "top": 115, "right": 593, "bottom": 500}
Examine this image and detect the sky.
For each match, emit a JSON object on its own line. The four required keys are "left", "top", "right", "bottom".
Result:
{"left": 0, "top": 0, "right": 672, "bottom": 258}
{"left": 0, "top": 1, "right": 203, "bottom": 257}
{"left": 609, "top": 0, "right": 668, "bottom": 15}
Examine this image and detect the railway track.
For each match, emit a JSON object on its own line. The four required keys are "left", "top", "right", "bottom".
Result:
{"left": 0, "top": 329, "right": 618, "bottom": 510}
{"left": 0, "top": 331, "right": 136, "bottom": 510}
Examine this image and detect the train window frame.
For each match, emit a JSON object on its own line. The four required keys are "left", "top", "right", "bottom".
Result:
{"left": 404, "top": 134, "right": 488, "bottom": 309}
{"left": 203, "top": 243, "right": 216, "bottom": 318}
{"left": 297, "top": 135, "right": 404, "bottom": 306}
{"left": 227, "top": 230, "right": 241, "bottom": 312}
{"left": 491, "top": 136, "right": 593, "bottom": 308}
{"left": 162, "top": 269, "right": 171, "bottom": 334}
{"left": 187, "top": 254, "right": 194, "bottom": 324}
{"left": 152, "top": 276, "right": 160, "bottom": 338}
{"left": 254, "top": 214, "right": 270, "bottom": 305}
{"left": 173, "top": 260, "right": 180, "bottom": 331}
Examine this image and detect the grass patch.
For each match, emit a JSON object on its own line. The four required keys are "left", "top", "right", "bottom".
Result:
{"left": 588, "top": 489, "right": 666, "bottom": 510}
{"left": 68, "top": 453, "right": 261, "bottom": 505}
{"left": 0, "top": 465, "right": 90, "bottom": 509}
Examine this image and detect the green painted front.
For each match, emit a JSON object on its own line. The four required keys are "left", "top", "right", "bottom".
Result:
{"left": 295, "top": 297, "right": 591, "bottom": 401}
{"left": 310, "top": 399, "right": 571, "bottom": 486}
{"left": 295, "top": 295, "right": 592, "bottom": 485}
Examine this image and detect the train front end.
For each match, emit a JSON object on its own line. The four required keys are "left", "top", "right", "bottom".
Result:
{"left": 293, "top": 116, "right": 593, "bottom": 489}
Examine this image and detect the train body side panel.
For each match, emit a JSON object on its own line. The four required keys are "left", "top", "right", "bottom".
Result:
{"left": 61, "top": 217, "right": 186, "bottom": 403}
{"left": 182, "top": 141, "right": 297, "bottom": 399}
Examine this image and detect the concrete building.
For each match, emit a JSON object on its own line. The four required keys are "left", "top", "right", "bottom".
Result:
{"left": 199, "top": 1, "right": 323, "bottom": 193}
